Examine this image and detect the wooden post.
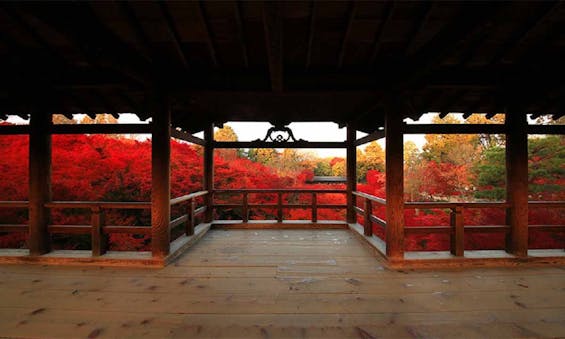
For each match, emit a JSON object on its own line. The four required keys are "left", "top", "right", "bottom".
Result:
{"left": 450, "top": 205, "right": 464, "bottom": 257}
{"left": 242, "top": 192, "right": 249, "bottom": 222}
{"left": 29, "top": 112, "right": 52, "bottom": 255}
{"left": 91, "top": 206, "right": 107, "bottom": 256}
{"left": 385, "top": 110, "right": 404, "bottom": 260}
{"left": 277, "top": 192, "right": 283, "bottom": 222}
{"left": 311, "top": 193, "right": 317, "bottom": 222}
{"left": 185, "top": 202, "right": 193, "bottom": 236}
{"left": 505, "top": 112, "right": 528, "bottom": 257}
{"left": 188, "top": 200, "right": 196, "bottom": 236}
{"left": 346, "top": 124, "right": 357, "bottom": 223}
{"left": 203, "top": 124, "right": 214, "bottom": 223}
{"left": 364, "top": 199, "right": 373, "bottom": 236}
{"left": 151, "top": 95, "right": 171, "bottom": 258}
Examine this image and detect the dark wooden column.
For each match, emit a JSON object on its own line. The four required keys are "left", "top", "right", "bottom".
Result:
{"left": 203, "top": 124, "right": 214, "bottom": 223}
{"left": 28, "top": 112, "right": 52, "bottom": 255}
{"left": 151, "top": 96, "right": 171, "bottom": 258}
{"left": 505, "top": 112, "right": 528, "bottom": 257}
{"left": 385, "top": 111, "right": 404, "bottom": 260}
{"left": 346, "top": 124, "right": 357, "bottom": 223}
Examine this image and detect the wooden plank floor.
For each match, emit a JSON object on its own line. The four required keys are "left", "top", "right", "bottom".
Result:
{"left": 1, "top": 229, "right": 564, "bottom": 338}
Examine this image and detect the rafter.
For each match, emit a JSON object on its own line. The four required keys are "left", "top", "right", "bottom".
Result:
{"left": 305, "top": 1, "right": 316, "bottom": 69}
{"left": 369, "top": 1, "right": 394, "bottom": 64}
{"left": 262, "top": 1, "right": 283, "bottom": 92}
{"left": 337, "top": 1, "right": 358, "bottom": 69}
{"left": 198, "top": 1, "right": 219, "bottom": 67}
{"left": 115, "top": 2, "right": 153, "bottom": 63}
{"left": 233, "top": 1, "right": 248, "bottom": 68}
{"left": 490, "top": 1, "right": 558, "bottom": 65}
{"left": 403, "top": 1, "right": 435, "bottom": 55}
{"left": 158, "top": 1, "right": 189, "bottom": 71}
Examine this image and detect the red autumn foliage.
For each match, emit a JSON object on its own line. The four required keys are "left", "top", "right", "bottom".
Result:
{"left": 0, "top": 131, "right": 562, "bottom": 251}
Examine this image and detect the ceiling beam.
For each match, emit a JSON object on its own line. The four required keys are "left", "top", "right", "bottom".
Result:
{"left": 15, "top": 3, "right": 153, "bottom": 86}
{"left": 233, "top": 1, "right": 249, "bottom": 68}
{"left": 305, "top": 1, "right": 316, "bottom": 69}
{"left": 262, "top": 1, "right": 283, "bottom": 92}
{"left": 115, "top": 2, "right": 153, "bottom": 63}
{"left": 369, "top": 1, "right": 394, "bottom": 64}
{"left": 198, "top": 1, "right": 219, "bottom": 67}
{"left": 337, "top": 1, "right": 358, "bottom": 69}
{"left": 158, "top": 1, "right": 190, "bottom": 71}
{"left": 490, "top": 1, "right": 558, "bottom": 65}
{"left": 403, "top": 1, "right": 435, "bottom": 55}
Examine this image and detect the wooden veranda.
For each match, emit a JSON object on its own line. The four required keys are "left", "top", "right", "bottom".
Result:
{"left": 0, "top": 1, "right": 564, "bottom": 268}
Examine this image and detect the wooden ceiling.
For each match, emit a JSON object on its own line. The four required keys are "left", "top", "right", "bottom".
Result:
{"left": 0, "top": 1, "right": 563, "bottom": 133}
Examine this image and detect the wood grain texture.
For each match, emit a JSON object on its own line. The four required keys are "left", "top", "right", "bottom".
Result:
{"left": 28, "top": 112, "right": 52, "bottom": 255}
{"left": 151, "top": 96, "right": 171, "bottom": 258}
{"left": 385, "top": 111, "right": 404, "bottom": 260}
{"left": 1, "top": 229, "right": 564, "bottom": 338}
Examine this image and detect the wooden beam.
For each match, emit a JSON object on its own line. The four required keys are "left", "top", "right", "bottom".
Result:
{"left": 355, "top": 129, "right": 385, "bottom": 146}
{"left": 305, "top": 1, "right": 316, "bottom": 69}
{"left": 0, "top": 125, "right": 30, "bottom": 135}
{"left": 403, "top": 1, "right": 435, "bottom": 55}
{"left": 505, "top": 111, "right": 528, "bottom": 257}
{"left": 158, "top": 1, "right": 190, "bottom": 71}
{"left": 346, "top": 125, "right": 357, "bottom": 223}
{"left": 170, "top": 128, "right": 205, "bottom": 146}
{"left": 203, "top": 124, "right": 214, "bottom": 223}
{"left": 151, "top": 95, "right": 171, "bottom": 258}
{"left": 198, "top": 1, "right": 219, "bottom": 67}
{"left": 403, "top": 123, "right": 506, "bottom": 135}
{"left": 233, "top": 1, "right": 249, "bottom": 68}
{"left": 490, "top": 1, "right": 558, "bottom": 65}
{"left": 262, "top": 1, "right": 283, "bottom": 92}
{"left": 213, "top": 141, "right": 347, "bottom": 149}
{"left": 337, "top": 1, "right": 358, "bottom": 69}
{"left": 50, "top": 124, "right": 151, "bottom": 135}
{"left": 28, "top": 112, "right": 51, "bottom": 255}
{"left": 385, "top": 110, "right": 404, "bottom": 260}
{"left": 369, "top": 1, "right": 394, "bottom": 64}
{"left": 116, "top": 1, "right": 153, "bottom": 63}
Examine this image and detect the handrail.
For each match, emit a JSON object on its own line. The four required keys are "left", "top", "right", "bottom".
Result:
{"left": 0, "top": 201, "right": 29, "bottom": 208}
{"left": 352, "top": 191, "right": 386, "bottom": 205}
{"left": 45, "top": 201, "right": 150, "bottom": 209}
{"left": 214, "top": 189, "right": 346, "bottom": 194}
{"left": 405, "top": 201, "right": 509, "bottom": 209}
{"left": 170, "top": 190, "right": 208, "bottom": 206}
{"left": 528, "top": 201, "right": 565, "bottom": 208}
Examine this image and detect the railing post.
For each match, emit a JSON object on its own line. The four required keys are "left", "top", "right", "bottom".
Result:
{"left": 450, "top": 205, "right": 464, "bottom": 257}
{"left": 346, "top": 124, "right": 357, "bottom": 223}
{"left": 364, "top": 198, "right": 373, "bottom": 236}
{"left": 505, "top": 112, "right": 528, "bottom": 257}
{"left": 242, "top": 192, "right": 249, "bottom": 222}
{"left": 188, "top": 200, "right": 196, "bottom": 236}
{"left": 91, "top": 206, "right": 107, "bottom": 256}
{"left": 311, "top": 193, "right": 317, "bottom": 222}
{"left": 204, "top": 124, "right": 214, "bottom": 223}
{"left": 277, "top": 192, "right": 283, "bottom": 222}
{"left": 29, "top": 112, "right": 52, "bottom": 255}
{"left": 151, "top": 94, "right": 171, "bottom": 258}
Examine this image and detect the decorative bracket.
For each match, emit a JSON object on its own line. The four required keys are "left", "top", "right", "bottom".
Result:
{"left": 258, "top": 124, "right": 305, "bottom": 143}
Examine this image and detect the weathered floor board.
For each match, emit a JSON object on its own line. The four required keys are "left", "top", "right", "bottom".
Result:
{"left": 1, "top": 229, "right": 564, "bottom": 338}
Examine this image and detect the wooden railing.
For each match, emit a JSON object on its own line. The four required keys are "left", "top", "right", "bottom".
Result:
{"left": 352, "top": 191, "right": 564, "bottom": 256}
{"left": 170, "top": 191, "right": 208, "bottom": 236}
{"left": 352, "top": 191, "right": 386, "bottom": 236}
{"left": 0, "top": 201, "right": 29, "bottom": 233}
{"left": 45, "top": 201, "right": 151, "bottom": 256}
{"left": 212, "top": 189, "right": 347, "bottom": 223}
{"left": 404, "top": 201, "right": 510, "bottom": 256}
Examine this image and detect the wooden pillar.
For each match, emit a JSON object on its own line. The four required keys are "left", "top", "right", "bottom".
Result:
{"left": 203, "top": 124, "right": 214, "bottom": 223}
{"left": 28, "top": 112, "right": 52, "bottom": 255}
{"left": 385, "top": 111, "right": 404, "bottom": 260}
{"left": 151, "top": 96, "right": 171, "bottom": 258}
{"left": 346, "top": 124, "right": 357, "bottom": 223}
{"left": 505, "top": 112, "right": 528, "bottom": 257}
